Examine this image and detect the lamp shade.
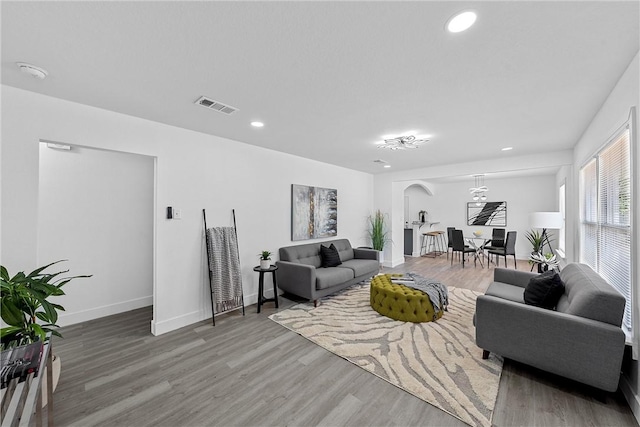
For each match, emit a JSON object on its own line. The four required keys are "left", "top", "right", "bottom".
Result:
{"left": 529, "top": 212, "right": 563, "bottom": 229}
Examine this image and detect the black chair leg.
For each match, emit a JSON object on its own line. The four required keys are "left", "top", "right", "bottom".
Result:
{"left": 514, "top": 256, "right": 517, "bottom": 269}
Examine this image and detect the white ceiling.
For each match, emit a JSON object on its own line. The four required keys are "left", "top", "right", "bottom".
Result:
{"left": 2, "top": 1, "right": 638, "bottom": 175}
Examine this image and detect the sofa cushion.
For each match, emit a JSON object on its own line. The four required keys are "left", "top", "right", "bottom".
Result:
{"left": 316, "top": 267, "right": 354, "bottom": 290}
{"left": 485, "top": 281, "right": 525, "bottom": 303}
{"left": 524, "top": 270, "right": 565, "bottom": 309}
{"left": 320, "top": 244, "right": 342, "bottom": 267}
{"left": 556, "top": 263, "right": 625, "bottom": 326}
{"left": 331, "top": 239, "right": 355, "bottom": 261}
{"left": 279, "top": 239, "right": 355, "bottom": 268}
{"left": 279, "top": 243, "right": 322, "bottom": 268}
{"left": 339, "top": 259, "right": 379, "bottom": 277}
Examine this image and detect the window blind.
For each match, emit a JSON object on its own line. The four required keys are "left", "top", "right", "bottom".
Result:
{"left": 580, "top": 159, "right": 598, "bottom": 269}
{"left": 579, "top": 127, "right": 632, "bottom": 330}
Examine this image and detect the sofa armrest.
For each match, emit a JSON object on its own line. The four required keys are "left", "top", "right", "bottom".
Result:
{"left": 493, "top": 268, "right": 538, "bottom": 288}
{"left": 476, "top": 295, "right": 625, "bottom": 391}
{"left": 275, "top": 261, "right": 316, "bottom": 300}
{"left": 353, "top": 248, "right": 379, "bottom": 261}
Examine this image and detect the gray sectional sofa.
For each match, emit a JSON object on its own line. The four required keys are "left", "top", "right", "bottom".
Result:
{"left": 276, "top": 239, "right": 379, "bottom": 306}
{"left": 475, "top": 263, "right": 626, "bottom": 392}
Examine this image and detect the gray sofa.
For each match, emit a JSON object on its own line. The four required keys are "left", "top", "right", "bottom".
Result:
{"left": 475, "top": 263, "right": 626, "bottom": 392}
{"left": 276, "top": 239, "right": 379, "bottom": 306}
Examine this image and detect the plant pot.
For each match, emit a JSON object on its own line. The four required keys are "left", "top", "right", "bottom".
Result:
{"left": 260, "top": 259, "right": 271, "bottom": 269}
{"left": 378, "top": 250, "right": 384, "bottom": 265}
{"left": 41, "top": 354, "right": 61, "bottom": 408}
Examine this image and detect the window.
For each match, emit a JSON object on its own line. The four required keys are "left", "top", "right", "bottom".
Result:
{"left": 579, "top": 125, "right": 632, "bottom": 330}
{"left": 558, "top": 183, "right": 566, "bottom": 256}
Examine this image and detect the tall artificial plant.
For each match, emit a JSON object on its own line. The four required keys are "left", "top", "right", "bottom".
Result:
{"left": 525, "top": 229, "right": 553, "bottom": 254}
{"left": 0, "top": 260, "right": 91, "bottom": 347}
{"left": 368, "top": 210, "right": 390, "bottom": 252}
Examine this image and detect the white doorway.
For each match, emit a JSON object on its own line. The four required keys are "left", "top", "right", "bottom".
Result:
{"left": 38, "top": 142, "right": 155, "bottom": 327}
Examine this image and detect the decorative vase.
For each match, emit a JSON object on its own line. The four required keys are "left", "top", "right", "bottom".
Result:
{"left": 260, "top": 259, "right": 271, "bottom": 269}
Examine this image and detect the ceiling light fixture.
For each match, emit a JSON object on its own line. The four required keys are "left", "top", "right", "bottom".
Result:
{"left": 251, "top": 121, "right": 264, "bottom": 127}
{"left": 469, "top": 174, "right": 488, "bottom": 205}
{"left": 383, "top": 165, "right": 391, "bottom": 168}
{"left": 501, "top": 147, "right": 513, "bottom": 151}
{"left": 377, "top": 135, "right": 429, "bottom": 150}
{"left": 16, "top": 62, "right": 48, "bottom": 79}
{"left": 446, "top": 11, "right": 477, "bottom": 33}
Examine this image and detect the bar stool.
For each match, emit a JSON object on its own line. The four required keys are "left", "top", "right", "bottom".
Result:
{"left": 432, "top": 230, "right": 446, "bottom": 257}
{"left": 421, "top": 231, "right": 446, "bottom": 257}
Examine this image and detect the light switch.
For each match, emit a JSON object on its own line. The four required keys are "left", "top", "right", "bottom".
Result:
{"left": 173, "top": 209, "right": 182, "bottom": 220}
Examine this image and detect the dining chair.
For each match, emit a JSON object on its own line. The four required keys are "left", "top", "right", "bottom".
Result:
{"left": 487, "top": 231, "right": 517, "bottom": 268}
{"left": 451, "top": 229, "right": 477, "bottom": 268}
{"left": 482, "top": 228, "right": 506, "bottom": 251}
{"left": 446, "top": 227, "right": 455, "bottom": 259}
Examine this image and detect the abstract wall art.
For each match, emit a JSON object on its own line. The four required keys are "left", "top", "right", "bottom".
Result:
{"left": 291, "top": 184, "right": 337, "bottom": 241}
{"left": 467, "top": 201, "right": 507, "bottom": 227}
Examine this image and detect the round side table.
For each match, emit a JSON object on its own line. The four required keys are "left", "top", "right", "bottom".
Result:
{"left": 253, "top": 265, "right": 279, "bottom": 313}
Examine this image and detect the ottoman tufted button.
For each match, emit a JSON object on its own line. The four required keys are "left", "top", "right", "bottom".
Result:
{"left": 370, "top": 274, "right": 442, "bottom": 323}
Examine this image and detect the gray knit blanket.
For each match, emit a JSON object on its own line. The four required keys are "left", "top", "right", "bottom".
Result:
{"left": 394, "top": 273, "right": 448, "bottom": 320}
{"left": 206, "top": 227, "right": 244, "bottom": 314}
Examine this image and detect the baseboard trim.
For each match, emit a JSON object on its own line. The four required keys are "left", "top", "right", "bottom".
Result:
{"left": 620, "top": 374, "right": 640, "bottom": 425}
{"left": 58, "top": 295, "right": 153, "bottom": 327}
{"left": 151, "top": 290, "right": 270, "bottom": 335}
{"left": 151, "top": 310, "right": 203, "bottom": 336}
{"left": 390, "top": 256, "right": 405, "bottom": 267}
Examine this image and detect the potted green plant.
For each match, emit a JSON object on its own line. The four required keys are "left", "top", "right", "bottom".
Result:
{"left": 529, "top": 252, "right": 560, "bottom": 272}
{"left": 367, "top": 210, "right": 391, "bottom": 264}
{"left": 1, "top": 260, "right": 91, "bottom": 399}
{"left": 525, "top": 229, "right": 553, "bottom": 254}
{"left": 259, "top": 251, "right": 272, "bottom": 269}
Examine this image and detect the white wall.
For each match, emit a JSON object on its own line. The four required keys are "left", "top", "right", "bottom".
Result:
{"left": 38, "top": 144, "right": 154, "bottom": 325}
{"left": 374, "top": 151, "right": 574, "bottom": 266}
{"left": 1, "top": 85, "right": 374, "bottom": 335}
{"left": 568, "top": 52, "right": 640, "bottom": 422}
{"left": 422, "top": 175, "right": 557, "bottom": 259}
{"left": 404, "top": 185, "right": 431, "bottom": 224}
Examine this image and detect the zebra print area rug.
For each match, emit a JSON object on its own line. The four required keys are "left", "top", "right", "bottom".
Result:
{"left": 269, "top": 283, "right": 502, "bottom": 427}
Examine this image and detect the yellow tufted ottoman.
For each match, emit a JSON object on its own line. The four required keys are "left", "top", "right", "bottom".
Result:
{"left": 370, "top": 274, "right": 443, "bottom": 322}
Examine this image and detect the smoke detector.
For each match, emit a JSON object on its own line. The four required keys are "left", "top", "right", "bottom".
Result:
{"left": 16, "top": 62, "right": 48, "bottom": 79}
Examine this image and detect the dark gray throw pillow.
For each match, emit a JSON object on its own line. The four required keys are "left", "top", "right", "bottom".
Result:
{"left": 524, "top": 270, "right": 565, "bottom": 309}
{"left": 320, "top": 244, "right": 342, "bottom": 267}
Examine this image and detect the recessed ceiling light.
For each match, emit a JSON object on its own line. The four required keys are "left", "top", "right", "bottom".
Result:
{"left": 383, "top": 165, "right": 391, "bottom": 168}
{"left": 251, "top": 121, "right": 264, "bottom": 128}
{"left": 501, "top": 147, "right": 513, "bottom": 151}
{"left": 16, "top": 62, "right": 48, "bottom": 79}
{"left": 446, "top": 11, "right": 477, "bottom": 33}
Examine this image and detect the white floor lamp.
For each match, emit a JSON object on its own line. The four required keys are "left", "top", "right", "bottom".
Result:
{"left": 529, "top": 211, "right": 563, "bottom": 256}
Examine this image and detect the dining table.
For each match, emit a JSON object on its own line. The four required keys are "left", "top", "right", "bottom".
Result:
{"left": 464, "top": 235, "right": 491, "bottom": 268}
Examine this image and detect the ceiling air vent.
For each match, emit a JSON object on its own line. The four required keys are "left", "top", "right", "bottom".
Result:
{"left": 195, "top": 96, "right": 238, "bottom": 115}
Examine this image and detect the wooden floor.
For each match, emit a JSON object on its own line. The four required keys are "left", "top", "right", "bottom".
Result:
{"left": 52, "top": 254, "right": 638, "bottom": 427}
